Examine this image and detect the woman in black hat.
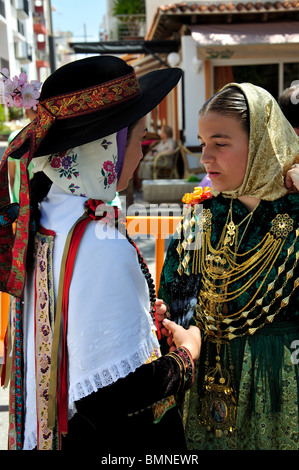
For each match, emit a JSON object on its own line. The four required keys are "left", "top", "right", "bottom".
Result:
{"left": 0, "top": 56, "right": 201, "bottom": 452}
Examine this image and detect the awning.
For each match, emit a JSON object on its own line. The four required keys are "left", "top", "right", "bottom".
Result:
{"left": 191, "top": 22, "right": 299, "bottom": 59}
{"left": 69, "top": 40, "right": 179, "bottom": 55}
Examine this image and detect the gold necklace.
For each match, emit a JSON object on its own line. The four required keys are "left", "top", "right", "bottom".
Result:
{"left": 221, "top": 199, "right": 259, "bottom": 250}
{"left": 175, "top": 202, "right": 298, "bottom": 437}
{"left": 176, "top": 202, "right": 296, "bottom": 342}
{"left": 198, "top": 340, "right": 237, "bottom": 438}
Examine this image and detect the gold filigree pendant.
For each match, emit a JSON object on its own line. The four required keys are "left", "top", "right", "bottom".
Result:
{"left": 198, "top": 377, "right": 237, "bottom": 438}
{"left": 271, "top": 213, "right": 294, "bottom": 238}
{"left": 198, "top": 343, "right": 237, "bottom": 437}
{"left": 224, "top": 221, "right": 236, "bottom": 246}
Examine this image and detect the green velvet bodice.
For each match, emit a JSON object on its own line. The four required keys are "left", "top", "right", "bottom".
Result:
{"left": 159, "top": 193, "right": 299, "bottom": 409}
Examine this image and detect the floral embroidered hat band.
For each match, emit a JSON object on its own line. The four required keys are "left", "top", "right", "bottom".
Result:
{"left": 0, "top": 55, "right": 182, "bottom": 298}
{"left": 3, "top": 55, "right": 182, "bottom": 159}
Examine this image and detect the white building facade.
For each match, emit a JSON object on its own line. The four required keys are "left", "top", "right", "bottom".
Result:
{"left": 144, "top": 0, "right": 299, "bottom": 146}
{"left": 0, "top": 0, "right": 54, "bottom": 86}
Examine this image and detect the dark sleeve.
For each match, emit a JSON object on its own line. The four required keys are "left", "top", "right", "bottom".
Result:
{"left": 158, "top": 236, "right": 180, "bottom": 307}
{"left": 75, "top": 347, "right": 194, "bottom": 422}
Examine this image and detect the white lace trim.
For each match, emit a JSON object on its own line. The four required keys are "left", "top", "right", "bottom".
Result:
{"left": 23, "top": 429, "right": 37, "bottom": 451}
{"left": 23, "top": 332, "right": 159, "bottom": 450}
{"left": 68, "top": 331, "right": 159, "bottom": 406}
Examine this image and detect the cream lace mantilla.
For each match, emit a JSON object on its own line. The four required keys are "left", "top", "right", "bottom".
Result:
{"left": 211, "top": 82, "right": 299, "bottom": 201}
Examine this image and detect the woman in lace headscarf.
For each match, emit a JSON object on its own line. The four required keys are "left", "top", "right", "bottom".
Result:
{"left": 159, "top": 83, "right": 299, "bottom": 450}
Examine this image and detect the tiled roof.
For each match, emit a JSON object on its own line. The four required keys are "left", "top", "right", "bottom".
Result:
{"left": 147, "top": 1, "right": 299, "bottom": 39}
{"left": 158, "top": 1, "right": 299, "bottom": 15}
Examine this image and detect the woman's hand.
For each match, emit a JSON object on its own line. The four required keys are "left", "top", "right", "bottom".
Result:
{"left": 285, "top": 164, "right": 299, "bottom": 191}
{"left": 161, "top": 318, "right": 201, "bottom": 361}
{"left": 155, "top": 299, "right": 169, "bottom": 331}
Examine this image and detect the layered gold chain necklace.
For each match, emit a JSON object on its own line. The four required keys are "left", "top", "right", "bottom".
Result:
{"left": 176, "top": 199, "right": 297, "bottom": 437}
{"left": 189, "top": 199, "right": 296, "bottom": 342}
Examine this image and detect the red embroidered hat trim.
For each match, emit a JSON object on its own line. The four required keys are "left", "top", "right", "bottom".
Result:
{"left": 43, "top": 71, "right": 141, "bottom": 120}
{"left": 4, "top": 71, "right": 140, "bottom": 160}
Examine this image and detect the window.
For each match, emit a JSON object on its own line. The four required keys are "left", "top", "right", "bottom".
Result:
{"left": 232, "top": 64, "right": 279, "bottom": 99}
{"left": 283, "top": 63, "right": 299, "bottom": 89}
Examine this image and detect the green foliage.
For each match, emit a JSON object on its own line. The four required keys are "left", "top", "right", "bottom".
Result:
{"left": 112, "top": 0, "right": 145, "bottom": 16}
{"left": 187, "top": 174, "right": 201, "bottom": 182}
{"left": 9, "top": 106, "right": 23, "bottom": 121}
{"left": 0, "top": 104, "right": 23, "bottom": 135}
{"left": 0, "top": 104, "right": 5, "bottom": 124}
{"left": 0, "top": 125, "right": 11, "bottom": 135}
{"left": 0, "top": 104, "right": 10, "bottom": 134}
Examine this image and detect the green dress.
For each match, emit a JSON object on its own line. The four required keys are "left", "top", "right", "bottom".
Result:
{"left": 159, "top": 194, "right": 299, "bottom": 450}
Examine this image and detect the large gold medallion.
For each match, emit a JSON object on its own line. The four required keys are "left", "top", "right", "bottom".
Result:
{"left": 198, "top": 342, "right": 237, "bottom": 437}
{"left": 198, "top": 376, "right": 237, "bottom": 438}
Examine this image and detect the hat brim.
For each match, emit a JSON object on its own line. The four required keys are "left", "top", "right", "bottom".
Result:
{"left": 34, "top": 67, "right": 182, "bottom": 157}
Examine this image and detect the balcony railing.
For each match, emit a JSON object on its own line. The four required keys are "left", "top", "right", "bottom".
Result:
{"left": 115, "top": 14, "right": 146, "bottom": 40}
{"left": 17, "top": 19, "right": 25, "bottom": 36}
{"left": 17, "top": 0, "right": 29, "bottom": 20}
{"left": 15, "top": 41, "right": 32, "bottom": 63}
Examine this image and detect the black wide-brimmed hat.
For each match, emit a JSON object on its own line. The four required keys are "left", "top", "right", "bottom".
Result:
{"left": 33, "top": 55, "right": 182, "bottom": 157}
{"left": 0, "top": 55, "right": 182, "bottom": 299}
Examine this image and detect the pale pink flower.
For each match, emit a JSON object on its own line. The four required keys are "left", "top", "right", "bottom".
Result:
{"left": 21, "top": 82, "right": 41, "bottom": 109}
{"left": 4, "top": 76, "right": 18, "bottom": 95}
{"left": 31, "top": 79, "right": 42, "bottom": 91}
{"left": 18, "top": 72, "right": 27, "bottom": 86}
{"left": 13, "top": 94, "right": 23, "bottom": 108}
{"left": 2, "top": 94, "right": 13, "bottom": 107}
{"left": 1, "top": 68, "right": 9, "bottom": 78}
{"left": 0, "top": 69, "right": 41, "bottom": 110}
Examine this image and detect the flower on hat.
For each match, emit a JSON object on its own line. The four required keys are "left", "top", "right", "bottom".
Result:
{"left": 0, "top": 68, "right": 42, "bottom": 110}
{"left": 21, "top": 81, "right": 41, "bottom": 109}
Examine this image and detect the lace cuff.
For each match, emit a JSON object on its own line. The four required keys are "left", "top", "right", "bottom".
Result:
{"left": 167, "top": 346, "right": 194, "bottom": 392}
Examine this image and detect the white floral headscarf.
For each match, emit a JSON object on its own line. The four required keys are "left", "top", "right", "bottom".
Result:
{"left": 32, "top": 129, "right": 127, "bottom": 202}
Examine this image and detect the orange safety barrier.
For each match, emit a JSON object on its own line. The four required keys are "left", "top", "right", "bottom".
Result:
{"left": 126, "top": 216, "right": 181, "bottom": 292}
{"left": 0, "top": 292, "right": 10, "bottom": 359}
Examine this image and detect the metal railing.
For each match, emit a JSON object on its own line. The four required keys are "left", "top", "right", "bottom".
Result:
{"left": 17, "top": 0, "right": 29, "bottom": 17}
{"left": 115, "top": 14, "right": 146, "bottom": 40}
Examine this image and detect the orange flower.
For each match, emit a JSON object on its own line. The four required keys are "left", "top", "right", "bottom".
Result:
{"left": 182, "top": 186, "right": 212, "bottom": 204}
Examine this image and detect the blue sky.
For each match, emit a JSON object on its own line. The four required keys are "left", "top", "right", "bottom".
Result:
{"left": 52, "top": 0, "right": 107, "bottom": 41}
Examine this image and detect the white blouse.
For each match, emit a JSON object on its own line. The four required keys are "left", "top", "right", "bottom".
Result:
{"left": 23, "top": 184, "right": 159, "bottom": 449}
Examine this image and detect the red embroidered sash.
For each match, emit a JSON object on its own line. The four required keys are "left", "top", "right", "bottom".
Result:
{"left": 48, "top": 200, "right": 120, "bottom": 436}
